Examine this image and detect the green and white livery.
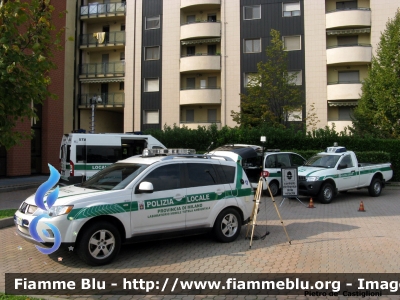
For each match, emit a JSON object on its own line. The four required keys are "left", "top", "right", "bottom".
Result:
{"left": 15, "top": 149, "right": 255, "bottom": 266}
{"left": 298, "top": 146, "right": 393, "bottom": 204}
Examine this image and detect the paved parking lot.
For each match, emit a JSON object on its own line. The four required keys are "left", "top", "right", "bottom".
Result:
{"left": 1, "top": 185, "right": 400, "bottom": 299}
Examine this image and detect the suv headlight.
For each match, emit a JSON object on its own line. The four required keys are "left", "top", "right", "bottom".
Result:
{"left": 306, "top": 176, "right": 319, "bottom": 182}
{"left": 48, "top": 205, "right": 74, "bottom": 217}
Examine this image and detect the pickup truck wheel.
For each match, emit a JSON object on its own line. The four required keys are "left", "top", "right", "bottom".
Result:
{"left": 77, "top": 222, "right": 121, "bottom": 266}
{"left": 318, "top": 183, "right": 334, "bottom": 204}
{"left": 214, "top": 208, "right": 242, "bottom": 243}
{"left": 266, "top": 181, "right": 279, "bottom": 197}
{"left": 368, "top": 178, "right": 382, "bottom": 197}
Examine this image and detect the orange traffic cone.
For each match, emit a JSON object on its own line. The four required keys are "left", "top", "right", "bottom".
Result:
{"left": 358, "top": 201, "right": 366, "bottom": 212}
{"left": 308, "top": 198, "right": 315, "bottom": 208}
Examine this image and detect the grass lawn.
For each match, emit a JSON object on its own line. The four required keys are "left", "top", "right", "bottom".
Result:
{"left": 0, "top": 294, "right": 45, "bottom": 300}
{"left": 0, "top": 208, "right": 17, "bottom": 219}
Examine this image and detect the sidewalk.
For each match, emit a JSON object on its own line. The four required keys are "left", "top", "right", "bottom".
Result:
{"left": 0, "top": 175, "right": 49, "bottom": 193}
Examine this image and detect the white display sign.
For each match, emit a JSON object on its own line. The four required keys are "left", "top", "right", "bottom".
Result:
{"left": 281, "top": 167, "right": 298, "bottom": 197}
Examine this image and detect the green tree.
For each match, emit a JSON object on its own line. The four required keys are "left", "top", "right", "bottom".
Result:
{"left": 351, "top": 9, "right": 400, "bottom": 138}
{"left": 231, "top": 29, "right": 303, "bottom": 128}
{"left": 0, "top": 0, "right": 63, "bottom": 149}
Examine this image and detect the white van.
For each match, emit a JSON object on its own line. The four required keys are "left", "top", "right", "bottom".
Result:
{"left": 59, "top": 133, "right": 166, "bottom": 185}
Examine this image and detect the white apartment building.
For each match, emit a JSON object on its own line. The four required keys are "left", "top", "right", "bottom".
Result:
{"left": 63, "top": 0, "right": 399, "bottom": 134}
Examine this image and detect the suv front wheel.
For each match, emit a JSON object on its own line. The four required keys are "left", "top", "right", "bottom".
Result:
{"left": 77, "top": 222, "right": 121, "bottom": 266}
{"left": 214, "top": 208, "right": 242, "bottom": 243}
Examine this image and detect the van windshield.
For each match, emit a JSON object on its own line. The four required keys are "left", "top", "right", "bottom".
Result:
{"left": 304, "top": 155, "right": 340, "bottom": 168}
{"left": 80, "top": 163, "right": 148, "bottom": 190}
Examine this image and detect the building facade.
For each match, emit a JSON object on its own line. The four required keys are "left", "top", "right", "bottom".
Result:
{"left": 2, "top": 0, "right": 398, "bottom": 177}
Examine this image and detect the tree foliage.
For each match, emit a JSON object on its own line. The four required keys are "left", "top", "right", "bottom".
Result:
{"left": 0, "top": 0, "right": 63, "bottom": 149}
{"left": 231, "top": 29, "right": 303, "bottom": 128}
{"left": 351, "top": 9, "right": 400, "bottom": 138}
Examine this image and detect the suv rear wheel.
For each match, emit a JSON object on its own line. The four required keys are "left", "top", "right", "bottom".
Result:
{"left": 214, "top": 208, "right": 242, "bottom": 243}
{"left": 77, "top": 222, "right": 121, "bottom": 266}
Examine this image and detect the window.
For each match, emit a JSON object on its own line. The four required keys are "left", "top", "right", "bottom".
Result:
{"left": 283, "top": 36, "right": 301, "bottom": 51}
{"left": 244, "top": 5, "right": 261, "bottom": 20}
{"left": 288, "top": 109, "right": 302, "bottom": 121}
{"left": 144, "top": 78, "right": 159, "bottom": 92}
{"left": 265, "top": 155, "right": 277, "bottom": 168}
{"left": 336, "top": 1, "right": 357, "bottom": 10}
{"left": 283, "top": 2, "right": 301, "bottom": 17}
{"left": 208, "top": 109, "right": 217, "bottom": 122}
{"left": 277, "top": 154, "right": 291, "bottom": 168}
{"left": 208, "top": 77, "right": 217, "bottom": 88}
{"left": 338, "top": 106, "right": 354, "bottom": 121}
{"left": 208, "top": 44, "right": 217, "bottom": 55}
{"left": 244, "top": 38, "right": 261, "bottom": 53}
{"left": 145, "top": 46, "right": 160, "bottom": 60}
{"left": 340, "top": 155, "right": 354, "bottom": 168}
{"left": 186, "top": 77, "right": 195, "bottom": 89}
{"left": 142, "top": 164, "right": 181, "bottom": 192}
{"left": 207, "top": 14, "right": 216, "bottom": 22}
{"left": 186, "top": 109, "right": 194, "bottom": 122}
{"left": 291, "top": 154, "right": 305, "bottom": 167}
{"left": 186, "top": 46, "right": 195, "bottom": 56}
{"left": 337, "top": 35, "right": 358, "bottom": 46}
{"left": 145, "top": 16, "right": 160, "bottom": 30}
{"left": 200, "top": 79, "right": 206, "bottom": 89}
{"left": 121, "top": 24, "right": 125, "bottom": 31}
{"left": 120, "top": 52, "right": 125, "bottom": 61}
{"left": 215, "top": 165, "right": 235, "bottom": 184}
{"left": 338, "top": 71, "right": 359, "bottom": 83}
{"left": 288, "top": 70, "right": 302, "bottom": 85}
{"left": 143, "top": 110, "right": 159, "bottom": 124}
{"left": 84, "top": 146, "right": 122, "bottom": 163}
{"left": 185, "top": 163, "right": 218, "bottom": 187}
{"left": 187, "top": 15, "right": 195, "bottom": 24}
{"left": 244, "top": 73, "right": 258, "bottom": 87}
{"left": 119, "top": 82, "right": 124, "bottom": 90}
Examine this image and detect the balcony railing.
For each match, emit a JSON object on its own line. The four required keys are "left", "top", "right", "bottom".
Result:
{"left": 80, "top": 31, "right": 125, "bottom": 47}
{"left": 181, "top": 20, "right": 221, "bottom": 25}
{"left": 181, "top": 86, "right": 220, "bottom": 90}
{"left": 80, "top": 2, "right": 126, "bottom": 17}
{"left": 181, "top": 120, "right": 221, "bottom": 123}
{"left": 326, "top": 7, "right": 370, "bottom": 13}
{"left": 327, "top": 43, "right": 371, "bottom": 49}
{"left": 181, "top": 53, "right": 220, "bottom": 57}
{"left": 80, "top": 62, "right": 125, "bottom": 77}
{"left": 78, "top": 93, "right": 125, "bottom": 107}
{"left": 327, "top": 80, "right": 362, "bottom": 85}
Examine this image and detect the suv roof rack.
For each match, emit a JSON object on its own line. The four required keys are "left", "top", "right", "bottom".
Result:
{"left": 142, "top": 148, "right": 196, "bottom": 157}
{"left": 266, "top": 149, "right": 280, "bottom": 152}
{"left": 161, "top": 154, "right": 234, "bottom": 162}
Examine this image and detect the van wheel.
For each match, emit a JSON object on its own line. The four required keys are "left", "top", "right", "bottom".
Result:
{"left": 368, "top": 177, "right": 382, "bottom": 197}
{"left": 266, "top": 181, "right": 279, "bottom": 197}
{"left": 214, "top": 208, "right": 242, "bottom": 243}
{"left": 77, "top": 222, "right": 121, "bottom": 266}
{"left": 318, "top": 183, "right": 334, "bottom": 204}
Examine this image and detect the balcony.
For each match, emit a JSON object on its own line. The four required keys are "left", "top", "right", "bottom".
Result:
{"left": 79, "top": 62, "right": 125, "bottom": 77}
{"left": 180, "top": 121, "right": 221, "bottom": 130}
{"left": 180, "top": 88, "right": 221, "bottom": 105}
{"left": 78, "top": 93, "right": 124, "bottom": 107}
{"left": 327, "top": 82, "right": 362, "bottom": 100}
{"left": 326, "top": 44, "right": 371, "bottom": 65}
{"left": 180, "top": 54, "right": 220, "bottom": 72}
{"left": 80, "top": 31, "right": 125, "bottom": 47}
{"left": 326, "top": 8, "right": 371, "bottom": 29}
{"left": 80, "top": 2, "right": 126, "bottom": 18}
{"left": 181, "top": 21, "right": 221, "bottom": 40}
{"left": 181, "top": 0, "right": 221, "bottom": 9}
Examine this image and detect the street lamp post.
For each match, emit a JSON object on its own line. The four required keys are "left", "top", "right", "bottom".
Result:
{"left": 89, "top": 95, "right": 102, "bottom": 134}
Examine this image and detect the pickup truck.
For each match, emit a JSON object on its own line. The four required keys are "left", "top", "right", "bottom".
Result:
{"left": 298, "top": 146, "right": 393, "bottom": 204}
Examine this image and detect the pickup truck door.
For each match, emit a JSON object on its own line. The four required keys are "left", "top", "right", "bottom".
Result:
{"left": 337, "top": 154, "right": 359, "bottom": 190}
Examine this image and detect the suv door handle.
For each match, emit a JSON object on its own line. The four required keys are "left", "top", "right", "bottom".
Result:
{"left": 174, "top": 194, "right": 184, "bottom": 201}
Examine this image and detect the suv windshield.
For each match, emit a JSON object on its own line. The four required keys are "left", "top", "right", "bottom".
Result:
{"left": 80, "top": 163, "right": 148, "bottom": 190}
{"left": 304, "top": 155, "right": 340, "bottom": 168}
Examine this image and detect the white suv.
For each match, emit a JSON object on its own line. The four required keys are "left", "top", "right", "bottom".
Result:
{"left": 14, "top": 149, "right": 255, "bottom": 266}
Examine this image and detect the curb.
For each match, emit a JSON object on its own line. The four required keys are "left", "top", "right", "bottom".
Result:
{"left": 0, "top": 183, "right": 41, "bottom": 193}
{"left": 0, "top": 216, "right": 14, "bottom": 229}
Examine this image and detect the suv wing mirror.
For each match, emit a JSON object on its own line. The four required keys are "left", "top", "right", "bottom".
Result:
{"left": 136, "top": 181, "right": 154, "bottom": 194}
{"left": 337, "top": 163, "right": 347, "bottom": 170}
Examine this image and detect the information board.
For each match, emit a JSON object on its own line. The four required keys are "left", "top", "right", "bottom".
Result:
{"left": 281, "top": 167, "right": 298, "bottom": 197}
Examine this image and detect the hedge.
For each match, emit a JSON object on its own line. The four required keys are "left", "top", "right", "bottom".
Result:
{"left": 145, "top": 124, "right": 399, "bottom": 181}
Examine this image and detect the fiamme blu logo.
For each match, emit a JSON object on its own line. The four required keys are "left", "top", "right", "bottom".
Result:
{"left": 29, "top": 164, "right": 62, "bottom": 254}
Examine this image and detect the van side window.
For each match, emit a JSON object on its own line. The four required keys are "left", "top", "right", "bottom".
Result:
{"left": 142, "top": 164, "right": 181, "bottom": 192}
{"left": 265, "top": 154, "right": 277, "bottom": 168}
{"left": 76, "top": 145, "right": 87, "bottom": 162}
{"left": 185, "top": 163, "right": 219, "bottom": 187}
{"left": 86, "top": 146, "right": 122, "bottom": 163}
{"left": 215, "top": 164, "right": 235, "bottom": 184}
{"left": 277, "top": 154, "right": 290, "bottom": 167}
